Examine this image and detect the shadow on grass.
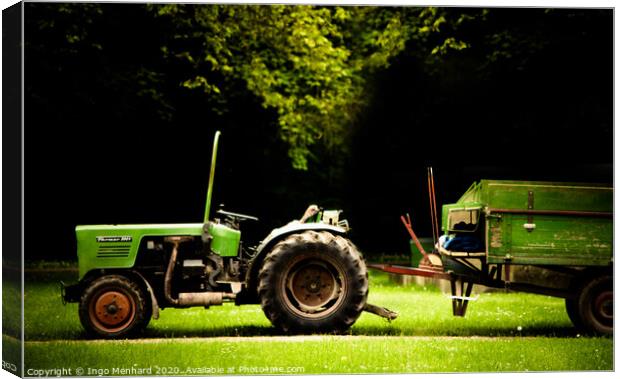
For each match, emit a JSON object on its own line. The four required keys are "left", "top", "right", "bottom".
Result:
{"left": 27, "top": 323, "right": 586, "bottom": 342}
{"left": 351, "top": 325, "right": 581, "bottom": 338}
{"left": 141, "top": 325, "right": 280, "bottom": 339}
{"left": 27, "top": 326, "right": 278, "bottom": 342}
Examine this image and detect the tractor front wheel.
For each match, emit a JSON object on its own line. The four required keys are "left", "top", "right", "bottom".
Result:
{"left": 79, "top": 275, "right": 150, "bottom": 338}
{"left": 258, "top": 231, "right": 368, "bottom": 333}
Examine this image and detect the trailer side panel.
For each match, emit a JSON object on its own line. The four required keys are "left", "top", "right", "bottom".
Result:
{"left": 481, "top": 180, "right": 612, "bottom": 266}
{"left": 486, "top": 212, "right": 612, "bottom": 266}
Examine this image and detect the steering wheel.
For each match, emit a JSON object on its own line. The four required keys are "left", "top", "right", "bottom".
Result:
{"left": 216, "top": 209, "right": 259, "bottom": 222}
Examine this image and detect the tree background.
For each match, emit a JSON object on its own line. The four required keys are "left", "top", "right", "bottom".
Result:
{"left": 24, "top": 4, "right": 612, "bottom": 260}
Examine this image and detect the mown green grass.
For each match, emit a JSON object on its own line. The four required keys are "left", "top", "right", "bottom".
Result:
{"left": 23, "top": 270, "right": 579, "bottom": 340}
{"left": 3, "top": 273, "right": 23, "bottom": 376}
{"left": 21, "top": 268, "right": 613, "bottom": 374}
{"left": 23, "top": 336, "right": 612, "bottom": 374}
{"left": 3, "top": 273, "right": 22, "bottom": 338}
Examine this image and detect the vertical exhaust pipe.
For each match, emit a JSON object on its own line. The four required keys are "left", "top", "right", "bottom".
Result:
{"left": 164, "top": 237, "right": 182, "bottom": 306}
{"left": 204, "top": 131, "right": 221, "bottom": 223}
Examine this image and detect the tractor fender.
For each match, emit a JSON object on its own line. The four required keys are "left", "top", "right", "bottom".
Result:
{"left": 131, "top": 270, "right": 160, "bottom": 320}
{"left": 244, "top": 221, "right": 348, "bottom": 292}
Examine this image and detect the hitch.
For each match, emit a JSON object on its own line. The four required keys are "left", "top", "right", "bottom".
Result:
{"left": 363, "top": 303, "right": 398, "bottom": 321}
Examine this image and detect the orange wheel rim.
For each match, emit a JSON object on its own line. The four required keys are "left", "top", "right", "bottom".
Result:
{"left": 89, "top": 290, "right": 136, "bottom": 333}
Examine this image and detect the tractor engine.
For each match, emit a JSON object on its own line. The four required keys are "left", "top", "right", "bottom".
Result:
{"left": 169, "top": 238, "right": 245, "bottom": 296}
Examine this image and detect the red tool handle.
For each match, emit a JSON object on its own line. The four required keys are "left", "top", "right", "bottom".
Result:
{"left": 400, "top": 214, "right": 428, "bottom": 259}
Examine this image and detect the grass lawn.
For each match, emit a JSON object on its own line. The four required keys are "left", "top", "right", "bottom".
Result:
{"left": 3, "top": 272, "right": 22, "bottom": 374}
{"left": 17, "top": 267, "right": 613, "bottom": 374}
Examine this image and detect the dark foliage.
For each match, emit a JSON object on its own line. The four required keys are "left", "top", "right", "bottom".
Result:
{"left": 24, "top": 5, "right": 612, "bottom": 259}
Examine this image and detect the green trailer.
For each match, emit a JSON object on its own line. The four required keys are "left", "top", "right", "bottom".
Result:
{"left": 371, "top": 178, "right": 613, "bottom": 334}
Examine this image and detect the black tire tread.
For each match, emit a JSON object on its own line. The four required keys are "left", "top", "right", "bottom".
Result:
{"left": 78, "top": 274, "right": 150, "bottom": 338}
{"left": 257, "top": 231, "right": 368, "bottom": 333}
{"left": 565, "top": 298, "right": 585, "bottom": 331}
{"left": 575, "top": 275, "right": 613, "bottom": 335}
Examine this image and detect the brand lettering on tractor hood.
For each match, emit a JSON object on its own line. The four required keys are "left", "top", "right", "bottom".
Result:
{"left": 96, "top": 236, "right": 132, "bottom": 243}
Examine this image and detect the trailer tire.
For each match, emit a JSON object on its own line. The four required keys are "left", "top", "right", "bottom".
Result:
{"left": 575, "top": 275, "right": 613, "bottom": 335}
{"left": 258, "top": 231, "right": 368, "bottom": 333}
{"left": 79, "top": 275, "right": 150, "bottom": 338}
{"left": 564, "top": 298, "right": 585, "bottom": 331}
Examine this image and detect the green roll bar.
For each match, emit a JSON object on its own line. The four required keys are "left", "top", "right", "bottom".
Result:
{"left": 203, "top": 130, "right": 221, "bottom": 223}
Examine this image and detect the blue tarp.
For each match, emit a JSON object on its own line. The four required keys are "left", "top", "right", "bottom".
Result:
{"left": 443, "top": 234, "right": 484, "bottom": 252}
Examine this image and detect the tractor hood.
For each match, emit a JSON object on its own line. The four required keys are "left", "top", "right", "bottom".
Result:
{"left": 75, "top": 223, "right": 203, "bottom": 279}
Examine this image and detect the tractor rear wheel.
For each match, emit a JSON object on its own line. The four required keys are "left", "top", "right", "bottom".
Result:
{"left": 79, "top": 275, "right": 150, "bottom": 338}
{"left": 258, "top": 231, "right": 368, "bottom": 333}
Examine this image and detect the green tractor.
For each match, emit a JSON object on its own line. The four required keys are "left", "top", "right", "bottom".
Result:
{"left": 62, "top": 131, "right": 395, "bottom": 338}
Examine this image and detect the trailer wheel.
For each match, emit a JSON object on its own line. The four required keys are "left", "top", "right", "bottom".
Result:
{"left": 258, "top": 231, "right": 368, "bottom": 333}
{"left": 575, "top": 275, "right": 613, "bottom": 335}
{"left": 79, "top": 275, "right": 150, "bottom": 338}
{"left": 564, "top": 298, "right": 584, "bottom": 331}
